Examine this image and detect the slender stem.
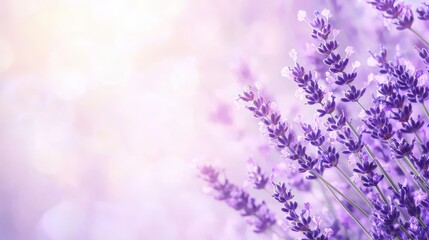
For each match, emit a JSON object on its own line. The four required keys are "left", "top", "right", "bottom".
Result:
{"left": 400, "top": 224, "right": 413, "bottom": 239}
{"left": 313, "top": 171, "right": 369, "bottom": 218}
{"left": 318, "top": 179, "right": 372, "bottom": 239}
{"left": 317, "top": 180, "right": 337, "bottom": 218}
{"left": 418, "top": 216, "right": 427, "bottom": 229}
{"left": 421, "top": 103, "right": 429, "bottom": 120}
{"left": 410, "top": 28, "right": 429, "bottom": 48}
{"left": 403, "top": 155, "right": 429, "bottom": 191}
{"left": 414, "top": 132, "right": 423, "bottom": 145}
{"left": 395, "top": 158, "right": 408, "bottom": 176}
{"left": 375, "top": 185, "right": 388, "bottom": 205}
{"left": 356, "top": 100, "right": 366, "bottom": 111}
{"left": 336, "top": 166, "right": 373, "bottom": 209}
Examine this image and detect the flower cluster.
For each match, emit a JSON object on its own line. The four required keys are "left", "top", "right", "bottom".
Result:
{"left": 273, "top": 182, "right": 331, "bottom": 240}
{"left": 198, "top": 4, "right": 429, "bottom": 240}
{"left": 367, "top": 0, "right": 414, "bottom": 30}
{"left": 198, "top": 165, "right": 276, "bottom": 233}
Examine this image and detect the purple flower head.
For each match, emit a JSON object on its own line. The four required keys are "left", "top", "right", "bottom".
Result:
{"left": 239, "top": 87, "right": 295, "bottom": 150}
{"left": 378, "top": 82, "right": 394, "bottom": 96}
{"left": 417, "top": 3, "right": 429, "bottom": 20}
{"left": 367, "top": 0, "right": 413, "bottom": 30}
{"left": 342, "top": 136, "right": 364, "bottom": 154}
{"left": 384, "top": 92, "right": 405, "bottom": 109}
{"left": 390, "top": 183, "right": 422, "bottom": 218}
{"left": 302, "top": 124, "right": 326, "bottom": 147}
{"left": 325, "top": 111, "right": 346, "bottom": 131}
{"left": 246, "top": 158, "right": 269, "bottom": 189}
{"left": 407, "top": 85, "right": 429, "bottom": 103}
{"left": 310, "top": 11, "right": 332, "bottom": 40}
{"left": 395, "top": 7, "right": 413, "bottom": 30}
{"left": 363, "top": 106, "right": 394, "bottom": 141}
{"left": 272, "top": 182, "right": 294, "bottom": 203}
{"left": 415, "top": 155, "right": 429, "bottom": 179}
{"left": 393, "top": 68, "right": 418, "bottom": 91}
{"left": 390, "top": 103, "right": 412, "bottom": 122}
{"left": 273, "top": 181, "right": 330, "bottom": 239}
{"left": 416, "top": 47, "right": 429, "bottom": 65}
{"left": 341, "top": 85, "right": 366, "bottom": 102}
{"left": 317, "top": 95, "right": 336, "bottom": 117}
{"left": 401, "top": 116, "right": 424, "bottom": 134}
{"left": 320, "top": 146, "right": 339, "bottom": 168}
{"left": 227, "top": 187, "right": 251, "bottom": 211}
{"left": 352, "top": 153, "right": 384, "bottom": 187}
{"left": 297, "top": 154, "right": 318, "bottom": 174}
{"left": 317, "top": 40, "right": 339, "bottom": 56}
{"left": 389, "top": 138, "right": 414, "bottom": 158}
{"left": 361, "top": 172, "right": 384, "bottom": 187}
{"left": 289, "top": 143, "right": 307, "bottom": 161}
{"left": 336, "top": 72, "right": 357, "bottom": 85}
{"left": 353, "top": 159, "right": 378, "bottom": 175}
{"left": 199, "top": 164, "right": 276, "bottom": 233}
{"left": 248, "top": 203, "right": 276, "bottom": 233}
{"left": 372, "top": 198, "right": 402, "bottom": 238}
{"left": 199, "top": 165, "right": 220, "bottom": 183}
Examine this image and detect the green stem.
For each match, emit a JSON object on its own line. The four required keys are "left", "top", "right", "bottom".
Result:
{"left": 403, "top": 155, "right": 429, "bottom": 192}
{"left": 318, "top": 179, "right": 372, "bottom": 239}
{"left": 400, "top": 224, "right": 413, "bottom": 239}
{"left": 336, "top": 166, "right": 373, "bottom": 209}
{"left": 421, "top": 103, "right": 429, "bottom": 120}
{"left": 375, "top": 185, "right": 388, "bottom": 205}
{"left": 410, "top": 28, "right": 429, "bottom": 48}
{"left": 317, "top": 180, "right": 337, "bottom": 218}
{"left": 414, "top": 131, "right": 423, "bottom": 145}
{"left": 313, "top": 171, "right": 369, "bottom": 218}
{"left": 418, "top": 216, "right": 427, "bottom": 229}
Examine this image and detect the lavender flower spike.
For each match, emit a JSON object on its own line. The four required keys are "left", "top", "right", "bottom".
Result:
{"left": 198, "top": 165, "right": 276, "bottom": 233}
{"left": 272, "top": 182, "right": 331, "bottom": 240}
{"left": 246, "top": 158, "right": 269, "bottom": 190}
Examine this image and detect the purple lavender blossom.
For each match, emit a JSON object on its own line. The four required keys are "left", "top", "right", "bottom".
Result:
{"left": 198, "top": 165, "right": 276, "bottom": 233}
{"left": 416, "top": 3, "right": 429, "bottom": 20}
{"left": 367, "top": 0, "right": 414, "bottom": 30}
{"left": 246, "top": 158, "right": 269, "bottom": 189}
{"left": 272, "top": 182, "right": 330, "bottom": 240}
{"left": 199, "top": 4, "right": 429, "bottom": 239}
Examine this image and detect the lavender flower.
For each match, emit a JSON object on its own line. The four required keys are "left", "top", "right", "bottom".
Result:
{"left": 199, "top": 4, "right": 429, "bottom": 239}
{"left": 246, "top": 158, "right": 269, "bottom": 189}
{"left": 416, "top": 47, "right": 429, "bottom": 65}
{"left": 199, "top": 165, "right": 276, "bottom": 233}
{"left": 416, "top": 2, "right": 429, "bottom": 20}
{"left": 273, "top": 182, "right": 330, "bottom": 240}
{"left": 367, "top": 0, "right": 414, "bottom": 30}
{"left": 371, "top": 198, "right": 403, "bottom": 239}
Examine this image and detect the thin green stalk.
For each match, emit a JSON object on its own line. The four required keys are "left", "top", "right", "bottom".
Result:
{"left": 421, "top": 103, "right": 429, "bottom": 120}
{"left": 403, "top": 155, "right": 429, "bottom": 191}
{"left": 313, "top": 171, "right": 369, "bottom": 218}
{"left": 336, "top": 166, "right": 373, "bottom": 209}
{"left": 418, "top": 216, "right": 427, "bottom": 229}
{"left": 375, "top": 185, "right": 389, "bottom": 205}
{"left": 318, "top": 179, "right": 372, "bottom": 239}
{"left": 400, "top": 224, "right": 413, "bottom": 239}
{"left": 414, "top": 132, "right": 423, "bottom": 145}
{"left": 317, "top": 180, "right": 337, "bottom": 218}
{"left": 410, "top": 28, "right": 429, "bottom": 47}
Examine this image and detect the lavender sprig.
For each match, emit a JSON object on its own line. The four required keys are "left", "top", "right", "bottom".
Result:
{"left": 272, "top": 182, "right": 331, "bottom": 239}
{"left": 198, "top": 165, "right": 276, "bottom": 233}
